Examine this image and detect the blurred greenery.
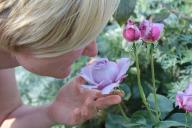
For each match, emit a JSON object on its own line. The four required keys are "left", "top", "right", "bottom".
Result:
{"left": 16, "top": 0, "right": 192, "bottom": 127}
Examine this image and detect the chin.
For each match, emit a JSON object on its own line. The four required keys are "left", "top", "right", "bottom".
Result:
{"left": 53, "top": 68, "right": 71, "bottom": 79}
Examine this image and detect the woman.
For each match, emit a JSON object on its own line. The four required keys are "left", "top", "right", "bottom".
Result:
{"left": 0, "top": 0, "right": 122, "bottom": 128}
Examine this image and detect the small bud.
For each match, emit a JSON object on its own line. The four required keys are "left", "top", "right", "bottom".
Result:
{"left": 123, "top": 20, "right": 141, "bottom": 42}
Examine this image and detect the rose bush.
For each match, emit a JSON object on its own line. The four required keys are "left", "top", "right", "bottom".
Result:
{"left": 80, "top": 58, "right": 133, "bottom": 94}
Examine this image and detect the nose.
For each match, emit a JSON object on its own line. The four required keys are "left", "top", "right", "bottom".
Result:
{"left": 82, "top": 41, "right": 98, "bottom": 57}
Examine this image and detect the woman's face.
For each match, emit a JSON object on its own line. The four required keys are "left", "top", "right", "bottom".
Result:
{"left": 15, "top": 41, "right": 98, "bottom": 79}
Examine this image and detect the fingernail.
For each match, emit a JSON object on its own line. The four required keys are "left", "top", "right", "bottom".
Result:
{"left": 78, "top": 76, "right": 86, "bottom": 83}
{"left": 96, "top": 92, "right": 102, "bottom": 97}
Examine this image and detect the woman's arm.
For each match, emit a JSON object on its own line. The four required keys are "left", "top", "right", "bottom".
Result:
{"left": 0, "top": 69, "right": 55, "bottom": 128}
{"left": 0, "top": 73, "right": 121, "bottom": 128}
{"left": 1, "top": 104, "right": 54, "bottom": 128}
{"left": 0, "top": 69, "right": 22, "bottom": 121}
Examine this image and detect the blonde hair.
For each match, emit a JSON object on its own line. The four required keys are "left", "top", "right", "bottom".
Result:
{"left": 0, "top": 0, "right": 119, "bottom": 58}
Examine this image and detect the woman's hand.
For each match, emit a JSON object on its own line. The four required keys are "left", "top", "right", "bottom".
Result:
{"left": 48, "top": 76, "right": 122, "bottom": 126}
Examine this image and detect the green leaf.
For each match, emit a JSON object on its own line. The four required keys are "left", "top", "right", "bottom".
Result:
{"left": 180, "top": 50, "right": 192, "bottom": 64}
{"left": 131, "top": 111, "right": 153, "bottom": 128}
{"left": 155, "top": 121, "right": 187, "bottom": 128}
{"left": 147, "top": 93, "right": 173, "bottom": 113}
{"left": 106, "top": 113, "right": 147, "bottom": 128}
{"left": 105, "top": 114, "right": 130, "bottom": 128}
{"left": 131, "top": 115, "right": 146, "bottom": 126}
{"left": 152, "top": 9, "right": 170, "bottom": 22}
{"left": 168, "top": 113, "right": 192, "bottom": 127}
{"left": 119, "top": 84, "right": 132, "bottom": 101}
{"left": 114, "top": 0, "right": 137, "bottom": 25}
{"left": 147, "top": 93, "right": 173, "bottom": 119}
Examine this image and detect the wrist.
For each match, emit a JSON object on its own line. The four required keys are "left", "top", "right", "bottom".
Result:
{"left": 0, "top": 102, "right": 23, "bottom": 127}
{"left": 1, "top": 104, "right": 56, "bottom": 128}
{"left": 42, "top": 104, "right": 56, "bottom": 126}
{"left": 47, "top": 101, "right": 59, "bottom": 124}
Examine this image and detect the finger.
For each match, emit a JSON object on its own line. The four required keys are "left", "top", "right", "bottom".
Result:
{"left": 88, "top": 58, "right": 97, "bottom": 65}
{"left": 96, "top": 95, "right": 122, "bottom": 109}
{"left": 74, "top": 76, "right": 100, "bottom": 97}
{"left": 79, "top": 86, "right": 102, "bottom": 99}
{"left": 67, "top": 76, "right": 86, "bottom": 87}
{"left": 85, "top": 97, "right": 97, "bottom": 114}
{"left": 81, "top": 106, "right": 90, "bottom": 121}
{"left": 75, "top": 76, "right": 101, "bottom": 96}
{"left": 71, "top": 108, "right": 81, "bottom": 125}
{"left": 111, "top": 90, "right": 125, "bottom": 97}
{"left": 82, "top": 97, "right": 97, "bottom": 119}
{"left": 76, "top": 76, "right": 86, "bottom": 85}
{"left": 93, "top": 90, "right": 124, "bottom": 100}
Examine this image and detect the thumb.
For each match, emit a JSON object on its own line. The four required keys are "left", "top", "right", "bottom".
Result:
{"left": 75, "top": 76, "right": 86, "bottom": 85}
{"left": 75, "top": 76, "right": 102, "bottom": 97}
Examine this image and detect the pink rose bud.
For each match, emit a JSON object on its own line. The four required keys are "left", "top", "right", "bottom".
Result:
{"left": 123, "top": 20, "right": 141, "bottom": 42}
{"left": 176, "top": 83, "right": 192, "bottom": 112}
{"left": 80, "top": 58, "right": 133, "bottom": 94}
{"left": 139, "top": 20, "right": 164, "bottom": 42}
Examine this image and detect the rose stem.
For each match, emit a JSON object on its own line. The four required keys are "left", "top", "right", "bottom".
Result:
{"left": 185, "top": 112, "right": 188, "bottom": 128}
{"left": 133, "top": 43, "right": 155, "bottom": 123}
{"left": 150, "top": 43, "right": 160, "bottom": 122}
{"left": 65, "top": 125, "right": 72, "bottom": 128}
{"left": 118, "top": 104, "right": 129, "bottom": 120}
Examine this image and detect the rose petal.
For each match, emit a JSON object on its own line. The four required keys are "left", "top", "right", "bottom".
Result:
{"left": 81, "top": 84, "right": 98, "bottom": 90}
{"left": 139, "top": 20, "right": 164, "bottom": 42}
{"left": 115, "top": 58, "right": 133, "bottom": 81}
{"left": 80, "top": 65, "right": 97, "bottom": 85}
{"left": 153, "top": 23, "right": 164, "bottom": 33}
{"left": 183, "top": 95, "right": 192, "bottom": 106}
{"left": 176, "top": 91, "right": 184, "bottom": 108}
{"left": 185, "top": 83, "right": 192, "bottom": 95}
{"left": 101, "top": 82, "right": 120, "bottom": 94}
{"left": 149, "top": 23, "right": 164, "bottom": 41}
{"left": 92, "top": 60, "right": 118, "bottom": 86}
{"left": 139, "top": 20, "right": 152, "bottom": 38}
{"left": 183, "top": 95, "right": 192, "bottom": 112}
{"left": 123, "top": 20, "right": 141, "bottom": 42}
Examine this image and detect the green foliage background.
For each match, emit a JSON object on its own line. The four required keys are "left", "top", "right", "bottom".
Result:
{"left": 16, "top": 0, "right": 192, "bottom": 127}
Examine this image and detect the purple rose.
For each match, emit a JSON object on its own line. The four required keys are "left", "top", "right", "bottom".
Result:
{"left": 139, "top": 20, "right": 164, "bottom": 42}
{"left": 123, "top": 20, "right": 141, "bottom": 42}
{"left": 176, "top": 83, "right": 192, "bottom": 112}
{"left": 80, "top": 58, "right": 133, "bottom": 94}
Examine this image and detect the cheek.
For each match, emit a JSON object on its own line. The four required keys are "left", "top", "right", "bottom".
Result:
{"left": 74, "top": 49, "right": 84, "bottom": 56}
{"left": 36, "top": 49, "right": 84, "bottom": 77}
{"left": 69, "top": 49, "right": 84, "bottom": 61}
{"left": 58, "top": 49, "right": 83, "bottom": 69}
